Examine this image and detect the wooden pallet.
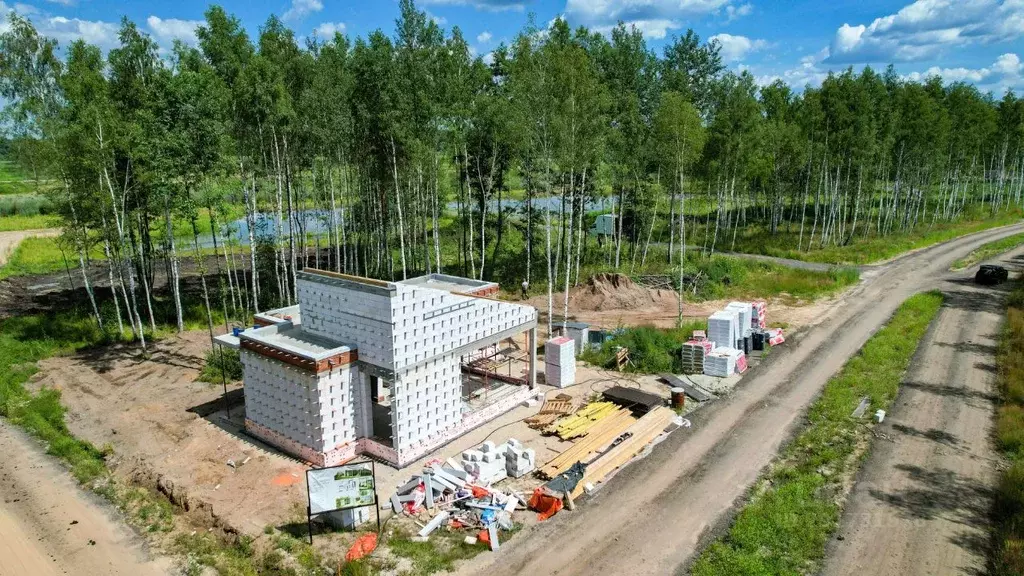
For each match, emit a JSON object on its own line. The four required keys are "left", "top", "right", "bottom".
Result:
{"left": 570, "top": 407, "right": 676, "bottom": 498}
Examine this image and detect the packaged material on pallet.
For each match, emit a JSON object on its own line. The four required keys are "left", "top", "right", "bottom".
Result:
{"left": 544, "top": 337, "right": 576, "bottom": 388}
{"left": 751, "top": 300, "right": 767, "bottom": 329}
{"left": 544, "top": 337, "right": 575, "bottom": 366}
{"left": 726, "top": 302, "right": 753, "bottom": 338}
{"left": 766, "top": 328, "right": 785, "bottom": 347}
{"left": 707, "top": 310, "right": 739, "bottom": 349}
{"left": 681, "top": 339, "right": 714, "bottom": 374}
{"left": 703, "top": 347, "right": 745, "bottom": 377}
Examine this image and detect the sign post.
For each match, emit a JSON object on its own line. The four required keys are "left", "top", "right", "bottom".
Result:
{"left": 304, "top": 460, "right": 379, "bottom": 544}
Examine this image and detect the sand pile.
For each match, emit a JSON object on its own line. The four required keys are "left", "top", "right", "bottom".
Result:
{"left": 570, "top": 273, "right": 658, "bottom": 311}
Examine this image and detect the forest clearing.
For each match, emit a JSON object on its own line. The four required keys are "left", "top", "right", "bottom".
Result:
{"left": 2, "top": 0, "right": 1024, "bottom": 575}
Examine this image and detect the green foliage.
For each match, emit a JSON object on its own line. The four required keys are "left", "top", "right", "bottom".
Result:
{"left": 581, "top": 323, "right": 705, "bottom": 374}
{"left": 691, "top": 292, "right": 944, "bottom": 576}
{"left": 0, "top": 194, "right": 54, "bottom": 216}
{"left": 950, "top": 232, "right": 1024, "bottom": 270}
{"left": 994, "top": 279, "right": 1024, "bottom": 575}
{"left": 198, "top": 347, "right": 243, "bottom": 383}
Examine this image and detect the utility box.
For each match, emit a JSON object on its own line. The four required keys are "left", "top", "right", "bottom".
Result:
{"left": 590, "top": 214, "right": 616, "bottom": 237}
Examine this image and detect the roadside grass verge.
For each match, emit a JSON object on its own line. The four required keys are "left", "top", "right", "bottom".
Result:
{"left": 691, "top": 291, "right": 944, "bottom": 576}
{"left": 950, "top": 232, "right": 1024, "bottom": 270}
{"left": 993, "top": 278, "right": 1024, "bottom": 575}
{"left": 734, "top": 209, "right": 1022, "bottom": 266}
{"left": 0, "top": 213, "right": 58, "bottom": 231}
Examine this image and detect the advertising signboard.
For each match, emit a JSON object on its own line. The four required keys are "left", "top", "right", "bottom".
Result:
{"left": 307, "top": 461, "right": 376, "bottom": 514}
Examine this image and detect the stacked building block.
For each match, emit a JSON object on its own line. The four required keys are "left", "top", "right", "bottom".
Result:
{"left": 460, "top": 438, "right": 536, "bottom": 484}
{"left": 545, "top": 337, "right": 576, "bottom": 388}
{"left": 681, "top": 339, "right": 714, "bottom": 374}
{"left": 708, "top": 310, "right": 739, "bottom": 350}
{"left": 726, "top": 302, "right": 753, "bottom": 341}
{"left": 703, "top": 347, "right": 745, "bottom": 377}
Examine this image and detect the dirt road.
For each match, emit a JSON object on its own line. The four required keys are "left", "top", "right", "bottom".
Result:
{"left": 820, "top": 256, "right": 1016, "bottom": 575}
{"left": 0, "top": 228, "right": 60, "bottom": 267}
{"left": 0, "top": 420, "right": 171, "bottom": 576}
{"left": 453, "top": 222, "right": 1024, "bottom": 576}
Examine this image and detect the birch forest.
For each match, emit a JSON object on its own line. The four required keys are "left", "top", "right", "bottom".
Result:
{"left": 2, "top": 0, "right": 1024, "bottom": 341}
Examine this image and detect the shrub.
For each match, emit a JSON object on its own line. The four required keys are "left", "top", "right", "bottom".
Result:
{"left": 199, "top": 347, "right": 243, "bottom": 383}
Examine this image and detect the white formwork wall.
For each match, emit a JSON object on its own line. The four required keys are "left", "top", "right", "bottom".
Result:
{"left": 297, "top": 278, "right": 396, "bottom": 369}
{"left": 241, "top": 350, "right": 359, "bottom": 454}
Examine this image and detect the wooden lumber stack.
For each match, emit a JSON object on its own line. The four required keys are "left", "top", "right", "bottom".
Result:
{"left": 570, "top": 407, "right": 676, "bottom": 498}
{"left": 538, "top": 409, "right": 637, "bottom": 479}
{"left": 524, "top": 394, "right": 576, "bottom": 430}
{"left": 545, "top": 401, "right": 621, "bottom": 439}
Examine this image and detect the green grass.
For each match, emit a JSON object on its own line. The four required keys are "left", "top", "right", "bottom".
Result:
{"left": 0, "top": 236, "right": 86, "bottom": 279}
{"left": 691, "top": 291, "right": 944, "bottom": 576}
{"left": 993, "top": 278, "right": 1024, "bottom": 575}
{"left": 580, "top": 323, "right": 706, "bottom": 374}
{"left": 386, "top": 527, "right": 487, "bottom": 574}
{"left": 950, "top": 232, "right": 1024, "bottom": 270}
{"left": 0, "top": 213, "right": 59, "bottom": 231}
{"left": 733, "top": 209, "right": 1023, "bottom": 266}
{"left": 198, "top": 347, "right": 243, "bottom": 383}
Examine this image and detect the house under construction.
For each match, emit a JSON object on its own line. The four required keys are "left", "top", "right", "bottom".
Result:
{"left": 235, "top": 269, "right": 538, "bottom": 468}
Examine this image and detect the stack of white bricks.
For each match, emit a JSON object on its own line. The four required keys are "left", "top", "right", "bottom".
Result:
{"left": 544, "top": 337, "right": 576, "bottom": 388}
{"left": 461, "top": 438, "right": 535, "bottom": 484}
{"left": 708, "top": 310, "right": 739, "bottom": 350}
{"left": 704, "top": 347, "right": 744, "bottom": 377}
{"left": 726, "top": 302, "right": 753, "bottom": 341}
{"left": 504, "top": 438, "right": 536, "bottom": 478}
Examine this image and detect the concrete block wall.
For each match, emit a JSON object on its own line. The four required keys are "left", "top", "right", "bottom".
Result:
{"left": 390, "top": 352, "right": 463, "bottom": 453}
{"left": 297, "top": 278, "right": 396, "bottom": 369}
{"left": 242, "top": 351, "right": 324, "bottom": 450}
{"left": 316, "top": 364, "right": 359, "bottom": 452}
{"left": 390, "top": 284, "right": 536, "bottom": 371}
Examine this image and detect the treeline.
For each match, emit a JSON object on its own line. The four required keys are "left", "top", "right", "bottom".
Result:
{"left": 2, "top": 0, "right": 1024, "bottom": 344}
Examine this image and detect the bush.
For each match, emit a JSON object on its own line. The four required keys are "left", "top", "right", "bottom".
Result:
{"left": 199, "top": 347, "right": 243, "bottom": 383}
{"left": 0, "top": 194, "right": 53, "bottom": 217}
{"left": 580, "top": 323, "right": 705, "bottom": 374}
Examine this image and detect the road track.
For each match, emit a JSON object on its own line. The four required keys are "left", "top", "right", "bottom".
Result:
{"left": 452, "top": 221, "right": 1024, "bottom": 576}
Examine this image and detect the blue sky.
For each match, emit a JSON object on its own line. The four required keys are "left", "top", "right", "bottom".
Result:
{"left": 3, "top": 0, "right": 1024, "bottom": 95}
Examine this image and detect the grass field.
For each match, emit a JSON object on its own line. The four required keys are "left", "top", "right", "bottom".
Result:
{"left": 950, "top": 232, "right": 1024, "bottom": 270}
{"left": 691, "top": 291, "right": 944, "bottom": 576}
{"left": 0, "top": 236, "right": 85, "bottom": 279}
{"left": 993, "top": 279, "right": 1024, "bottom": 575}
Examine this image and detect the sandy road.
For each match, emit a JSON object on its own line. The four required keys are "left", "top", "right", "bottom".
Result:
{"left": 453, "top": 222, "right": 1024, "bottom": 576}
{"left": 0, "top": 420, "right": 171, "bottom": 576}
{"left": 821, "top": 255, "right": 1018, "bottom": 575}
{"left": 0, "top": 229, "right": 60, "bottom": 267}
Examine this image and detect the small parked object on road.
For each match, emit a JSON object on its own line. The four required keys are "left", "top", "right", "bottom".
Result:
{"left": 975, "top": 264, "right": 1009, "bottom": 285}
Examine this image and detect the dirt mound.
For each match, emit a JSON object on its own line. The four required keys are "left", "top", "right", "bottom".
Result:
{"left": 571, "top": 273, "right": 657, "bottom": 311}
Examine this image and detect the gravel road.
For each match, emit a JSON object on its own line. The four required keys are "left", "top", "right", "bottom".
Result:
{"left": 0, "top": 420, "right": 171, "bottom": 576}
{"left": 821, "top": 253, "right": 1020, "bottom": 575}
{"left": 452, "top": 222, "right": 1024, "bottom": 576}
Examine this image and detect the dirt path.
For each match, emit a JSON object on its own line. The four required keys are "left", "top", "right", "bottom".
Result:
{"left": 0, "top": 420, "right": 172, "bottom": 576}
{"left": 0, "top": 228, "right": 60, "bottom": 267}
{"left": 452, "top": 222, "right": 1024, "bottom": 576}
{"left": 820, "top": 257, "right": 1016, "bottom": 575}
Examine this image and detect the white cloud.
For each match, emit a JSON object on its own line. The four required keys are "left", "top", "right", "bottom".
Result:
{"left": 45, "top": 15, "right": 118, "bottom": 48}
{"left": 904, "top": 52, "right": 1023, "bottom": 91}
{"left": 420, "top": 0, "right": 526, "bottom": 11}
{"left": 13, "top": 3, "right": 38, "bottom": 15}
{"left": 282, "top": 0, "right": 323, "bottom": 22}
{"left": 312, "top": 21, "right": 345, "bottom": 37}
{"left": 44, "top": 0, "right": 74, "bottom": 5}
{"left": 426, "top": 10, "right": 447, "bottom": 25}
{"left": 825, "top": 0, "right": 1024, "bottom": 64}
{"left": 710, "top": 33, "right": 766, "bottom": 62}
{"left": 146, "top": 16, "right": 201, "bottom": 46}
{"left": 565, "top": 0, "right": 738, "bottom": 39}
{"left": 476, "top": 30, "right": 492, "bottom": 43}
{"left": 724, "top": 2, "right": 752, "bottom": 23}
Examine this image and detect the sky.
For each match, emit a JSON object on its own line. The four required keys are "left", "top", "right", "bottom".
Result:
{"left": 2, "top": 0, "right": 1024, "bottom": 96}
